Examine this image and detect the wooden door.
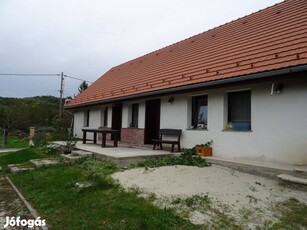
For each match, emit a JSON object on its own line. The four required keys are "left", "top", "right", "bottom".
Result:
{"left": 144, "top": 99, "right": 160, "bottom": 144}
{"left": 111, "top": 103, "right": 122, "bottom": 140}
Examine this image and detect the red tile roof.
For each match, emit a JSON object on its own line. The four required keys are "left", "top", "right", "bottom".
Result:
{"left": 66, "top": 0, "right": 307, "bottom": 108}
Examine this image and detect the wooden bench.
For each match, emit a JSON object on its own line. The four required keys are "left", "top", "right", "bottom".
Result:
{"left": 152, "top": 129, "right": 182, "bottom": 152}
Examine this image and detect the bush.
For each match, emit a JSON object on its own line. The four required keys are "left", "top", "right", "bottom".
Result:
{"left": 32, "top": 133, "right": 48, "bottom": 146}
{"left": 133, "top": 148, "right": 211, "bottom": 169}
{"left": 45, "top": 144, "right": 62, "bottom": 156}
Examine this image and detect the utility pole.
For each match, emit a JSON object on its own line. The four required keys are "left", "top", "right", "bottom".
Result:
{"left": 59, "top": 72, "right": 64, "bottom": 120}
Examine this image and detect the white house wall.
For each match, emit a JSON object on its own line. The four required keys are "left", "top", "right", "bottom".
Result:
{"left": 73, "top": 105, "right": 111, "bottom": 139}
{"left": 73, "top": 110, "right": 84, "bottom": 138}
{"left": 73, "top": 76, "right": 307, "bottom": 165}
{"left": 122, "top": 101, "right": 146, "bottom": 129}
{"left": 122, "top": 105, "right": 129, "bottom": 128}
{"left": 160, "top": 77, "right": 307, "bottom": 165}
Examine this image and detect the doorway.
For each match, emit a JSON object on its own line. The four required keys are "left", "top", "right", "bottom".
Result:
{"left": 144, "top": 99, "right": 160, "bottom": 144}
{"left": 111, "top": 103, "right": 122, "bottom": 140}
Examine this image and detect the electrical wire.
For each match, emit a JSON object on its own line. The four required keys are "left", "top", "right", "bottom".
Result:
{"left": 64, "top": 75, "right": 93, "bottom": 83}
{"left": 0, "top": 73, "right": 93, "bottom": 83}
{"left": 0, "top": 73, "right": 93, "bottom": 97}
{"left": 0, "top": 73, "right": 60, "bottom": 77}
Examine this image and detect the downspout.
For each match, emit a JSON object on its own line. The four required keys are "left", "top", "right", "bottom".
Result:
{"left": 64, "top": 110, "right": 74, "bottom": 136}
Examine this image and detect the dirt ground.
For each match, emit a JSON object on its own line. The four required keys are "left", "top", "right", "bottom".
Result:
{"left": 112, "top": 164, "right": 307, "bottom": 229}
{"left": 0, "top": 175, "right": 36, "bottom": 230}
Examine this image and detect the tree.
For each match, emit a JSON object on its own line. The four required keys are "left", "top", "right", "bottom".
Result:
{"left": 0, "top": 96, "right": 60, "bottom": 132}
{"left": 78, "top": 81, "right": 88, "bottom": 94}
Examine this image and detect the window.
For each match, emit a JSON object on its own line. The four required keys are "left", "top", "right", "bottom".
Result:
{"left": 84, "top": 110, "right": 90, "bottom": 127}
{"left": 192, "top": 95, "right": 208, "bottom": 129}
{"left": 227, "top": 90, "right": 251, "bottom": 131}
{"left": 130, "top": 103, "right": 139, "bottom": 127}
{"left": 103, "top": 107, "right": 108, "bottom": 127}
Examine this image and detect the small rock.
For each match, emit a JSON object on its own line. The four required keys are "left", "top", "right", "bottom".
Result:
{"left": 247, "top": 222, "right": 260, "bottom": 230}
{"left": 29, "top": 140, "right": 35, "bottom": 147}
{"left": 75, "top": 182, "right": 92, "bottom": 188}
{"left": 189, "top": 210, "right": 208, "bottom": 225}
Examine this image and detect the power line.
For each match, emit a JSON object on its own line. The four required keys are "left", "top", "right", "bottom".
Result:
{"left": 0, "top": 72, "right": 94, "bottom": 120}
{"left": 64, "top": 75, "right": 93, "bottom": 83}
{"left": 0, "top": 73, "right": 60, "bottom": 77}
{"left": 0, "top": 72, "right": 93, "bottom": 94}
{"left": 0, "top": 73, "right": 93, "bottom": 83}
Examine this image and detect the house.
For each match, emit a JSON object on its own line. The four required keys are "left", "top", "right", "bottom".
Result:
{"left": 65, "top": 0, "right": 307, "bottom": 165}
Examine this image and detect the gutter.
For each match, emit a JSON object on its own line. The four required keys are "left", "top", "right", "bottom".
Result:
{"left": 65, "top": 64, "right": 307, "bottom": 109}
{"left": 64, "top": 109, "right": 74, "bottom": 135}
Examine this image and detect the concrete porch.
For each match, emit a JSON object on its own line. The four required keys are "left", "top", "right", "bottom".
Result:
{"left": 53, "top": 141, "right": 307, "bottom": 186}
{"left": 56, "top": 141, "right": 178, "bottom": 168}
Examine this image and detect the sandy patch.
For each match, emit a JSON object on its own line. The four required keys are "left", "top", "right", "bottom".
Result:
{"left": 112, "top": 164, "right": 307, "bottom": 228}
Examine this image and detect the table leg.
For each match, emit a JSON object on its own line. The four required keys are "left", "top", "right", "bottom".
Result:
{"left": 114, "top": 134, "right": 118, "bottom": 147}
{"left": 93, "top": 132, "right": 97, "bottom": 144}
{"left": 83, "top": 131, "right": 86, "bottom": 144}
{"left": 102, "top": 133, "right": 106, "bottom": 147}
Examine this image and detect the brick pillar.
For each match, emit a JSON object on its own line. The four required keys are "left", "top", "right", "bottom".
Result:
{"left": 121, "top": 128, "right": 145, "bottom": 146}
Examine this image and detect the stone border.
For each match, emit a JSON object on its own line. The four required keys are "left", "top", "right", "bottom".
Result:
{"left": 5, "top": 176, "right": 48, "bottom": 230}
{"left": 204, "top": 157, "right": 293, "bottom": 180}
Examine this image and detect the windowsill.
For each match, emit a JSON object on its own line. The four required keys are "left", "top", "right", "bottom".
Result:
{"left": 222, "top": 129, "right": 253, "bottom": 132}
{"left": 186, "top": 128, "right": 208, "bottom": 131}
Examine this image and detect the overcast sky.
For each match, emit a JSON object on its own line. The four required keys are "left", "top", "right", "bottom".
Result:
{"left": 0, "top": 0, "right": 283, "bottom": 98}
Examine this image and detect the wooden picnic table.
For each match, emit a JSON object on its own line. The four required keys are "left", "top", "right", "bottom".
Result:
{"left": 82, "top": 128, "right": 120, "bottom": 147}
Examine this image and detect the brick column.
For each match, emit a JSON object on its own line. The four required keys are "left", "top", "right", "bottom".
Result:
{"left": 121, "top": 128, "right": 145, "bottom": 146}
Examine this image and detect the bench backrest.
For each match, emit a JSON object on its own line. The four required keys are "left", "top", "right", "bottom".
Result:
{"left": 158, "top": 129, "right": 182, "bottom": 141}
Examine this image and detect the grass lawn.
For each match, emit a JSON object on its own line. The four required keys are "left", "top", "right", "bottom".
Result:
{"left": 0, "top": 135, "right": 29, "bottom": 148}
{"left": 0, "top": 147, "right": 47, "bottom": 170}
{"left": 11, "top": 159, "right": 197, "bottom": 230}
{"left": 269, "top": 197, "right": 307, "bottom": 230}
{"left": 3, "top": 149, "right": 306, "bottom": 229}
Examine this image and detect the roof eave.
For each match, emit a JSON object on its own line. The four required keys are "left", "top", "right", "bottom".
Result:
{"left": 65, "top": 64, "right": 307, "bottom": 110}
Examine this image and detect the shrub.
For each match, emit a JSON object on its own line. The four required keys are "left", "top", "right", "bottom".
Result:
{"left": 134, "top": 148, "right": 211, "bottom": 169}
{"left": 32, "top": 132, "right": 48, "bottom": 146}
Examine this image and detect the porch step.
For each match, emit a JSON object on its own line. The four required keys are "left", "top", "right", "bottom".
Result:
{"left": 292, "top": 165, "right": 307, "bottom": 179}
{"left": 7, "top": 164, "right": 35, "bottom": 174}
{"left": 7, "top": 159, "right": 61, "bottom": 173}
{"left": 61, "top": 150, "right": 93, "bottom": 163}
{"left": 277, "top": 174, "right": 307, "bottom": 185}
{"left": 71, "top": 150, "right": 93, "bottom": 157}
{"left": 29, "top": 159, "right": 61, "bottom": 168}
{"left": 293, "top": 166, "right": 307, "bottom": 173}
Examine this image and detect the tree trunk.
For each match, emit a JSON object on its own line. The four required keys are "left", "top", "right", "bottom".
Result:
{"left": 4, "top": 130, "right": 8, "bottom": 145}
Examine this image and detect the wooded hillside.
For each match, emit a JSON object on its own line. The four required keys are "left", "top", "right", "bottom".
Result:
{"left": 0, "top": 96, "right": 68, "bottom": 131}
